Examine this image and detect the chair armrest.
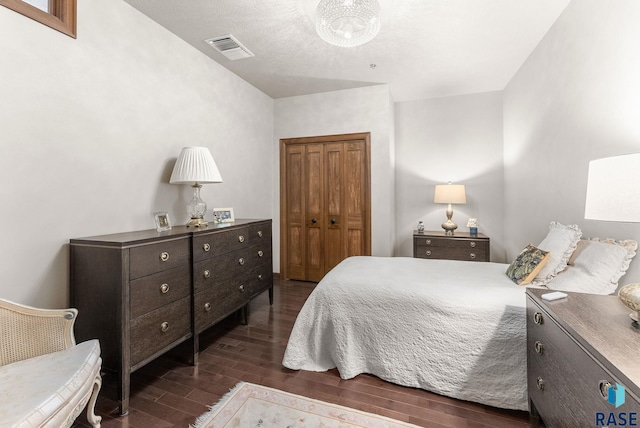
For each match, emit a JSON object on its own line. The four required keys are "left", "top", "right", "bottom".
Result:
{"left": 0, "top": 298, "right": 77, "bottom": 366}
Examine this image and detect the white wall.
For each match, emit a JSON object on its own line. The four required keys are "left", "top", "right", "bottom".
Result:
{"left": 504, "top": 0, "right": 640, "bottom": 284}
{"left": 395, "top": 92, "right": 505, "bottom": 260}
{"left": 0, "top": 0, "right": 273, "bottom": 307}
{"left": 273, "top": 85, "right": 396, "bottom": 270}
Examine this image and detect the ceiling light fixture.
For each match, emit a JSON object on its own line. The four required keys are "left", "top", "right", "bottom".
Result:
{"left": 316, "top": 0, "right": 381, "bottom": 48}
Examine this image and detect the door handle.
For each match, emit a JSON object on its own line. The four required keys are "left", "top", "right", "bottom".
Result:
{"left": 311, "top": 218, "right": 317, "bottom": 224}
{"left": 331, "top": 218, "right": 336, "bottom": 225}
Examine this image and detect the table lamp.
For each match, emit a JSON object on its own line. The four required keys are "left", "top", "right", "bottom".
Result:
{"left": 434, "top": 183, "right": 466, "bottom": 235}
{"left": 170, "top": 147, "right": 223, "bottom": 227}
{"left": 584, "top": 153, "right": 640, "bottom": 321}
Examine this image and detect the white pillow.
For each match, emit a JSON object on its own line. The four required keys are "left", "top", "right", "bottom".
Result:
{"left": 547, "top": 238, "right": 637, "bottom": 295}
{"left": 531, "top": 222, "right": 582, "bottom": 286}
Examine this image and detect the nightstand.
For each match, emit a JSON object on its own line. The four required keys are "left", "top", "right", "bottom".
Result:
{"left": 413, "top": 230, "right": 490, "bottom": 262}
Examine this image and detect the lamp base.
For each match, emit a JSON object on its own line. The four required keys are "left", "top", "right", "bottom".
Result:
{"left": 186, "top": 217, "right": 208, "bottom": 227}
{"left": 618, "top": 283, "right": 640, "bottom": 324}
{"left": 441, "top": 220, "right": 458, "bottom": 235}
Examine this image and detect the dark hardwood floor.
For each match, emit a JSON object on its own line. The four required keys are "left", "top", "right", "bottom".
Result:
{"left": 76, "top": 278, "right": 531, "bottom": 427}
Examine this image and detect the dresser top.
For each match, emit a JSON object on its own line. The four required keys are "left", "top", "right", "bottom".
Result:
{"left": 527, "top": 288, "right": 640, "bottom": 397}
{"left": 70, "top": 218, "right": 271, "bottom": 248}
{"left": 413, "top": 230, "right": 488, "bottom": 239}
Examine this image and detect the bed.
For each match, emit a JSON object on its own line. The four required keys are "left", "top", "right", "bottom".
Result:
{"left": 282, "top": 222, "right": 637, "bottom": 411}
{"left": 282, "top": 256, "right": 534, "bottom": 410}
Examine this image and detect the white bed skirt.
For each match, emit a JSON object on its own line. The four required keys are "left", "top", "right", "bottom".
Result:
{"left": 283, "top": 256, "right": 533, "bottom": 411}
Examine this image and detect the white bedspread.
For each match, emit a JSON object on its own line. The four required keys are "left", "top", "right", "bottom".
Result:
{"left": 282, "top": 256, "right": 533, "bottom": 410}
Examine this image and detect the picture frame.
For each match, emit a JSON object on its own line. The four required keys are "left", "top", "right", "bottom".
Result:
{"left": 212, "top": 208, "right": 235, "bottom": 223}
{"left": 154, "top": 212, "right": 171, "bottom": 232}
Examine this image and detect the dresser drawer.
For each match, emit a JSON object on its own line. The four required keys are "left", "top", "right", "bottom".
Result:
{"left": 527, "top": 299, "right": 640, "bottom": 426}
{"left": 130, "top": 296, "right": 191, "bottom": 367}
{"left": 248, "top": 222, "right": 272, "bottom": 245}
{"left": 194, "top": 280, "right": 248, "bottom": 332}
{"left": 249, "top": 243, "right": 272, "bottom": 265}
{"left": 248, "top": 265, "right": 273, "bottom": 298}
{"left": 193, "top": 248, "right": 252, "bottom": 292}
{"left": 129, "top": 238, "right": 190, "bottom": 279}
{"left": 129, "top": 266, "right": 191, "bottom": 319}
{"left": 415, "top": 245, "right": 487, "bottom": 262}
{"left": 193, "top": 227, "right": 250, "bottom": 261}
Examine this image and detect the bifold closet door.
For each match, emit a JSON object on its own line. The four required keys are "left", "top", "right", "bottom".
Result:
{"left": 281, "top": 133, "right": 371, "bottom": 282}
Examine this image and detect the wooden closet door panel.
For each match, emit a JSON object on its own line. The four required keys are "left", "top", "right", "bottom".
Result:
{"left": 325, "top": 143, "right": 344, "bottom": 272}
{"left": 305, "top": 144, "right": 324, "bottom": 282}
{"left": 346, "top": 141, "right": 367, "bottom": 256}
{"left": 285, "top": 145, "right": 305, "bottom": 280}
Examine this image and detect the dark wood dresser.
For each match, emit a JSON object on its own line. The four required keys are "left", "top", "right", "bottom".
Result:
{"left": 526, "top": 288, "right": 640, "bottom": 427}
{"left": 70, "top": 219, "right": 273, "bottom": 416}
{"left": 413, "top": 230, "right": 490, "bottom": 262}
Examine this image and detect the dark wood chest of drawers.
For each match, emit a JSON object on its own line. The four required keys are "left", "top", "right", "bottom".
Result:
{"left": 70, "top": 219, "right": 272, "bottom": 415}
{"left": 526, "top": 289, "right": 640, "bottom": 427}
{"left": 413, "top": 230, "right": 490, "bottom": 262}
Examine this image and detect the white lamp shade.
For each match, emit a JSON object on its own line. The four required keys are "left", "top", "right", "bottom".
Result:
{"left": 434, "top": 184, "right": 466, "bottom": 204}
{"left": 169, "top": 147, "right": 223, "bottom": 184}
{"left": 584, "top": 153, "right": 640, "bottom": 223}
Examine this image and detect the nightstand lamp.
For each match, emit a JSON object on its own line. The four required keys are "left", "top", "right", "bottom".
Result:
{"left": 584, "top": 153, "right": 640, "bottom": 322}
{"left": 170, "top": 146, "right": 223, "bottom": 227}
{"left": 434, "top": 183, "right": 466, "bottom": 235}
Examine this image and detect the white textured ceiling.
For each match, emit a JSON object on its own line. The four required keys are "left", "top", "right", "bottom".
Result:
{"left": 122, "top": 0, "right": 571, "bottom": 101}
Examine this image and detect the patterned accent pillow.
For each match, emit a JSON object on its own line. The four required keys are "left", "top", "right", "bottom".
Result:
{"left": 531, "top": 222, "right": 582, "bottom": 286}
{"left": 506, "top": 244, "right": 551, "bottom": 285}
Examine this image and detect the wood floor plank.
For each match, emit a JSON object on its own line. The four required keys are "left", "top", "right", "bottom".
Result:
{"left": 73, "top": 278, "right": 530, "bottom": 427}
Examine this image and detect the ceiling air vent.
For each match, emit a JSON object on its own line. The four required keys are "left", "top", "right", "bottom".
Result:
{"left": 204, "top": 34, "right": 254, "bottom": 60}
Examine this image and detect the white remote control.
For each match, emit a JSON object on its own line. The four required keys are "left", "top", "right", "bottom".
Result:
{"left": 541, "top": 291, "right": 568, "bottom": 301}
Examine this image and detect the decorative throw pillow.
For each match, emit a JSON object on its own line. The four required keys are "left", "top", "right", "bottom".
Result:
{"left": 506, "top": 244, "right": 551, "bottom": 285}
{"left": 547, "top": 238, "right": 638, "bottom": 295}
{"left": 531, "top": 222, "right": 582, "bottom": 286}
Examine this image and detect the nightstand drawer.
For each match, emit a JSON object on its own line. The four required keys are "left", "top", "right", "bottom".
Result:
{"left": 130, "top": 296, "right": 191, "bottom": 367}
{"left": 129, "top": 238, "right": 190, "bottom": 279}
{"left": 129, "top": 266, "right": 191, "bottom": 319}
{"left": 415, "top": 245, "right": 487, "bottom": 261}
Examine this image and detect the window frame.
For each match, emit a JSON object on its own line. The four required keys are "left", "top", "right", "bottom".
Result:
{"left": 0, "top": 0, "right": 76, "bottom": 38}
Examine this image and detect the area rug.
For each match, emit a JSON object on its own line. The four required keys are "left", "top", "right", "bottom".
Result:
{"left": 192, "top": 382, "right": 420, "bottom": 427}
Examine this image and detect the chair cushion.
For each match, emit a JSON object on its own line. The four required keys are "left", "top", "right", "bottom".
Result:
{"left": 0, "top": 339, "right": 101, "bottom": 427}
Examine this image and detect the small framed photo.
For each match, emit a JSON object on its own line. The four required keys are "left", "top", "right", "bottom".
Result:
{"left": 154, "top": 212, "right": 172, "bottom": 232}
{"left": 212, "top": 208, "right": 235, "bottom": 223}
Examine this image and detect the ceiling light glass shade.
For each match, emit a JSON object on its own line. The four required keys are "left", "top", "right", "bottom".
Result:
{"left": 170, "top": 147, "right": 223, "bottom": 227}
{"left": 316, "top": 0, "right": 381, "bottom": 48}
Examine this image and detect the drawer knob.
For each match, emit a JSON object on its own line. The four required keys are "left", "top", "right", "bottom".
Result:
{"left": 160, "top": 252, "right": 170, "bottom": 262}
{"left": 203, "top": 270, "right": 211, "bottom": 279}
{"left": 425, "top": 239, "right": 431, "bottom": 245}
{"left": 204, "top": 302, "right": 212, "bottom": 312}
{"left": 425, "top": 250, "right": 432, "bottom": 256}
{"left": 470, "top": 241, "right": 476, "bottom": 248}
{"left": 536, "top": 377, "right": 545, "bottom": 391}
{"left": 599, "top": 380, "right": 613, "bottom": 400}
{"left": 534, "top": 341, "right": 544, "bottom": 354}
{"left": 203, "top": 243, "right": 211, "bottom": 252}
{"left": 160, "top": 283, "right": 169, "bottom": 294}
{"left": 257, "top": 231, "right": 263, "bottom": 238}
{"left": 258, "top": 274, "right": 264, "bottom": 280}
{"left": 238, "top": 258, "right": 245, "bottom": 265}
{"left": 470, "top": 253, "right": 476, "bottom": 259}
{"left": 258, "top": 250, "right": 264, "bottom": 257}
{"left": 533, "top": 312, "right": 544, "bottom": 325}
{"left": 239, "top": 284, "right": 245, "bottom": 292}
{"left": 160, "top": 322, "right": 169, "bottom": 333}
{"left": 238, "top": 235, "right": 245, "bottom": 243}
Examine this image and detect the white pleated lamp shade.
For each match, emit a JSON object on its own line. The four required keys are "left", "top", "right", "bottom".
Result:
{"left": 169, "top": 147, "right": 223, "bottom": 184}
